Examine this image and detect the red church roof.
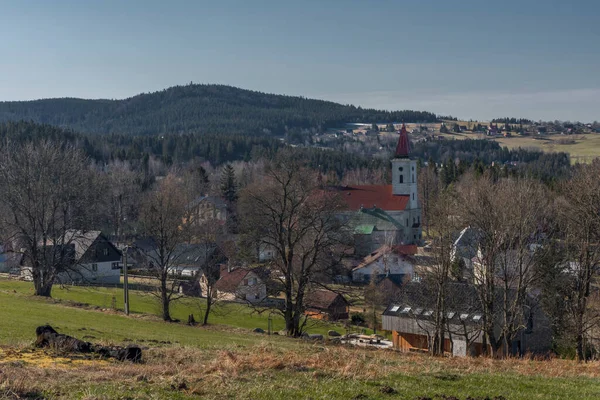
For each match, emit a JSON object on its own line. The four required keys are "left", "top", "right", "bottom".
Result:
{"left": 335, "top": 185, "right": 409, "bottom": 211}
{"left": 395, "top": 124, "right": 410, "bottom": 158}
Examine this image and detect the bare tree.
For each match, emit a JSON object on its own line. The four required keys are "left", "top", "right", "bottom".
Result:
{"left": 103, "top": 160, "right": 141, "bottom": 240}
{"left": 137, "top": 175, "right": 194, "bottom": 321}
{"left": 556, "top": 161, "right": 600, "bottom": 361}
{"left": 418, "top": 162, "right": 440, "bottom": 238}
{"left": 239, "top": 159, "right": 350, "bottom": 336}
{"left": 458, "top": 173, "right": 551, "bottom": 357}
{"left": 0, "top": 141, "right": 97, "bottom": 297}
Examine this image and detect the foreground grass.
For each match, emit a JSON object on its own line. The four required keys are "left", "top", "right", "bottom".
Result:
{"left": 1, "top": 281, "right": 600, "bottom": 399}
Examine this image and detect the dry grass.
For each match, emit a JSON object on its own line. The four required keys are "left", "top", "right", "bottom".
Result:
{"left": 1, "top": 342, "right": 599, "bottom": 399}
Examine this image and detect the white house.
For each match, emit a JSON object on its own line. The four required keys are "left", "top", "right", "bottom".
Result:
{"left": 21, "top": 230, "right": 122, "bottom": 285}
{"left": 204, "top": 265, "right": 267, "bottom": 303}
{"left": 352, "top": 244, "right": 418, "bottom": 283}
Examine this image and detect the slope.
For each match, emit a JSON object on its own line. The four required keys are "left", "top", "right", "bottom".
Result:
{"left": 0, "top": 84, "right": 438, "bottom": 136}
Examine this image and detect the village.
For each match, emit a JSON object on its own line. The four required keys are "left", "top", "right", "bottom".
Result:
{"left": 1, "top": 125, "right": 591, "bottom": 361}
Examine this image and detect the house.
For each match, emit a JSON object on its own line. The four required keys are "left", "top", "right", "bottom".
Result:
{"left": 206, "top": 265, "right": 267, "bottom": 303}
{"left": 0, "top": 243, "right": 22, "bottom": 274}
{"left": 351, "top": 244, "right": 418, "bottom": 283}
{"left": 331, "top": 124, "right": 422, "bottom": 255}
{"left": 131, "top": 239, "right": 220, "bottom": 277}
{"left": 167, "top": 243, "right": 221, "bottom": 277}
{"left": 305, "top": 289, "right": 349, "bottom": 321}
{"left": 382, "top": 283, "right": 552, "bottom": 357}
{"left": 187, "top": 195, "right": 228, "bottom": 226}
{"left": 21, "top": 231, "right": 122, "bottom": 285}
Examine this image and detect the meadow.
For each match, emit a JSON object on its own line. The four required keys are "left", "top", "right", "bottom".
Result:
{"left": 1, "top": 279, "right": 600, "bottom": 399}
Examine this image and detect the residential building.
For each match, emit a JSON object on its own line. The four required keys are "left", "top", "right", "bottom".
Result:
{"left": 21, "top": 230, "right": 122, "bottom": 285}
{"left": 382, "top": 283, "right": 552, "bottom": 357}
{"left": 305, "top": 289, "right": 349, "bottom": 321}
{"left": 351, "top": 244, "right": 418, "bottom": 283}
{"left": 204, "top": 265, "right": 267, "bottom": 303}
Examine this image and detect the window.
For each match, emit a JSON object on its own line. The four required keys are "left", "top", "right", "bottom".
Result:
{"left": 111, "top": 262, "right": 120, "bottom": 270}
{"left": 412, "top": 193, "right": 415, "bottom": 200}
{"left": 412, "top": 174, "right": 415, "bottom": 183}
{"left": 401, "top": 307, "right": 411, "bottom": 313}
{"left": 399, "top": 167, "right": 403, "bottom": 172}
{"left": 460, "top": 313, "right": 469, "bottom": 320}
{"left": 390, "top": 305, "right": 400, "bottom": 312}
{"left": 399, "top": 175, "right": 403, "bottom": 184}
{"left": 91, "top": 263, "right": 98, "bottom": 272}
{"left": 406, "top": 219, "right": 408, "bottom": 227}
{"left": 102, "top": 248, "right": 109, "bottom": 256}
{"left": 473, "top": 314, "right": 482, "bottom": 322}
{"left": 423, "top": 310, "right": 433, "bottom": 316}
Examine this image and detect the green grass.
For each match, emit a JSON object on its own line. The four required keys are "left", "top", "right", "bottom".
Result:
{"left": 1, "top": 279, "right": 600, "bottom": 399}
{"left": 0, "top": 279, "right": 348, "bottom": 337}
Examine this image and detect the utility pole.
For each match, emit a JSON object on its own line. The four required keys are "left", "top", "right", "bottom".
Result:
{"left": 123, "top": 245, "right": 129, "bottom": 315}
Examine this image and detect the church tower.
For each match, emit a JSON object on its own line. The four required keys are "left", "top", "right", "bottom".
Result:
{"left": 391, "top": 124, "right": 418, "bottom": 210}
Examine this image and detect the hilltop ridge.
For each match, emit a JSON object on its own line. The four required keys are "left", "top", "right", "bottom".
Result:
{"left": 0, "top": 84, "right": 439, "bottom": 136}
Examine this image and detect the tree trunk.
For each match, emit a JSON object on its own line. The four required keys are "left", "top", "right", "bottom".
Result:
{"left": 34, "top": 282, "right": 53, "bottom": 297}
{"left": 576, "top": 333, "right": 585, "bottom": 362}
{"left": 160, "top": 278, "right": 171, "bottom": 321}
{"left": 203, "top": 294, "right": 212, "bottom": 326}
{"left": 33, "top": 271, "right": 53, "bottom": 297}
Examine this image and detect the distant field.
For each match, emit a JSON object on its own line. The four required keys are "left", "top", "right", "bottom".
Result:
{"left": 1, "top": 282, "right": 600, "bottom": 399}
{"left": 491, "top": 134, "right": 600, "bottom": 162}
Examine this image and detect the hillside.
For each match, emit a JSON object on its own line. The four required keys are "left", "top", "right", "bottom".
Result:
{"left": 1, "top": 280, "right": 600, "bottom": 399}
{"left": 0, "top": 84, "right": 438, "bottom": 136}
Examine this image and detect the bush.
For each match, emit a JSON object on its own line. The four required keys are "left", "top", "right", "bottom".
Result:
{"left": 351, "top": 312, "right": 365, "bottom": 326}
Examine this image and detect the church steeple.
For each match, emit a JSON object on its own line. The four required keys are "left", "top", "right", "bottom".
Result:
{"left": 394, "top": 124, "right": 410, "bottom": 158}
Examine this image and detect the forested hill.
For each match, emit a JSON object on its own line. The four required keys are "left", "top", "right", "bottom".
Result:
{"left": 0, "top": 84, "right": 438, "bottom": 136}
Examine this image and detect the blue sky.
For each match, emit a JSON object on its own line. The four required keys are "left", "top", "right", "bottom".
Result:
{"left": 1, "top": 0, "right": 599, "bottom": 121}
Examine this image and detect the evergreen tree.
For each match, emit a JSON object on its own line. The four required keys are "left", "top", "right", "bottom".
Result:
{"left": 220, "top": 164, "right": 238, "bottom": 203}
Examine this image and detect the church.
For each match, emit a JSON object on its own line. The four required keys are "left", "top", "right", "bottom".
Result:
{"left": 335, "top": 125, "right": 422, "bottom": 257}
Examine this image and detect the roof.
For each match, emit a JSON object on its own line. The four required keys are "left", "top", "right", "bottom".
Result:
{"left": 334, "top": 185, "right": 409, "bottom": 211}
{"left": 383, "top": 282, "right": 483, "bottom": 324}
{"left": 64, "top": 230, "right": 102, "bottom": 261}
{"left": 354, "top": 225, "right": 374, "bottom": 235}
{"left": 353, "top": 244, "right": 419, "bottom": 271}
{"left": 215, "top": 266, "right": 250, "bottom": 293}
{"left": 348, "top": 209, "right": 403, "bottom": 233}
{"left": 395, "top": 124, "right": 410, "bottom": 158}
{"left": 188, "top": 195, "right": 227, "bottom": 210}
{"left": 306, "top": 290, "right": 348, "bottom": 310}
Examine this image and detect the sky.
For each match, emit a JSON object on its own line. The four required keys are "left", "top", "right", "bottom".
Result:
{"left": 1, "top": 0, "right": 599, "bottom": 121}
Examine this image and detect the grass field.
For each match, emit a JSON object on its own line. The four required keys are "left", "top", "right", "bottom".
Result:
{"left": 0, "top": 279, "right": 349, "bottom": 338}
{"left": 2, "top": 279, "right": 600, "bottom": 399}
{"left": 491, "top": 134, "right": 600, "bottom": 163}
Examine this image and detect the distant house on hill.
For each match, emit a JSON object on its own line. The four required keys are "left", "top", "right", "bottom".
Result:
{"left": 305, "top": 290, "right": 349, "bottom": 321}
{"left": 21, "top": 230, "right": 121, "bottom": 285}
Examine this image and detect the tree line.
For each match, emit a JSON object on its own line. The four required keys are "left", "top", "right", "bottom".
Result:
{"left": 0, "top": 84, "right": 439, "bottom": 136}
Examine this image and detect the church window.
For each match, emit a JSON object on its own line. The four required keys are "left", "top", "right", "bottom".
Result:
{"left": 399, "top": 167, "right": 403, "bottom": 171}
{"left": 406, "top": 219, "right": 408, "bottom": 227}
{"left": 412, "top": 193, "right": 415, "bottom": 200}
{"left": 412, "top": 174, "right": 415, "bottom": 183}
{"left": 399, "top": 175, "right": 403, "bottom": 184}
